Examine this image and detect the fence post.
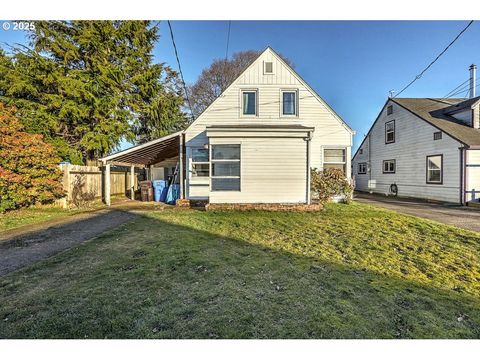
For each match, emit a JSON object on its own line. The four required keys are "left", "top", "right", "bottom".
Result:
{"left": 104, "top": 163, "right": 111, "bottom": 206}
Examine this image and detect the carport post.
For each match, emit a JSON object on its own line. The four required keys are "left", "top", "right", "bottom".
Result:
{"left": 179, "top": 133, "right": 184, "bottom": 199}
{"left": 105, "top": 163, "right": 111, "bottom": 206}
{"left": 130, "top": 165, "right": 135, "bottom": 200}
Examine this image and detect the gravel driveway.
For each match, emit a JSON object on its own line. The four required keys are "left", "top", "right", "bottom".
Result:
{"left": 355, "top": 192, "right": 480, "bottom": 232}
{"left": 0, "top": 209, "right": 138, "bottom": 276}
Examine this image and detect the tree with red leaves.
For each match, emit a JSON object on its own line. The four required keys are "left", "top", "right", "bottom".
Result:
{"left": 0, "top": 104, "right": 64, "bottom": 212}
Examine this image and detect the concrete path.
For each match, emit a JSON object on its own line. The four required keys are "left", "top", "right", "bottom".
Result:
{"left": 0, "top": 209, "right": 138, "bottom": 276}
{"left": 355, "top": 192, "right": 480, "bottom": 232}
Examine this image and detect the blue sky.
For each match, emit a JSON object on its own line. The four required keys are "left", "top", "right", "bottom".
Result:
{"left": 1, "top": 20, "right": 479, "bottom": 152}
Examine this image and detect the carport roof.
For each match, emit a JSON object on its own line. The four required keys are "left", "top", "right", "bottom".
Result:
{"left": 100, "top": 131, "right": 182, "bottom": 167}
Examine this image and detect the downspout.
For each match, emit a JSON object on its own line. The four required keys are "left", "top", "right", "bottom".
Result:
{"left": 460, "top": 147, "right": 465, "bottom": 205}
{"left": 306, "top": 132, "right": 312, "bottom": 205}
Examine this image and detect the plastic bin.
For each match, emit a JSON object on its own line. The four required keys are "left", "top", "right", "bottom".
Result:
{"left": 152, "top": 180, "right": 168, "bottom": 202}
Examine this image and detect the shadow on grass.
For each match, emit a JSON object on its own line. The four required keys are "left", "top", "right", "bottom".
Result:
{"left": 0, "top": 208, "right": 479, "bottom": 339}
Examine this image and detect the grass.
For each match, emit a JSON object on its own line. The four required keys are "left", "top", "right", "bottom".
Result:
{"left": 0, "top": 206, "right": 85, "bottom": 233}
{"left": 0, "top": 202, "right": 479, "bottom": 338}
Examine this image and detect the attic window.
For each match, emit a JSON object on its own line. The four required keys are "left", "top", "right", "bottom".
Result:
{"left": 264, "top": 61, "right": 273, "bottom": 74}
{"left": 434, "top": 131, "right": 442, "bottom": 140}
{"left": 387, "top": 105, "right": 393, "bottom": 115}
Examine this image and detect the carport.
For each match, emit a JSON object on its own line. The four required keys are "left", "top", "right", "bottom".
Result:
{"left": 99, "top": 131, "right": 185, "bottom": 206}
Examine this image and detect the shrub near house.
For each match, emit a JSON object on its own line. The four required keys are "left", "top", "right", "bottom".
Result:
{"left": 0, "top": 104, "right": 64, "bottom": 212}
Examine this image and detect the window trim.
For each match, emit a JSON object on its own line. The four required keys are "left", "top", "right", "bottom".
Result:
{"left": 385, "top": 120, "right": 395, "bottom": 144}
{"left": 280, "top": 89, "right": 299, "bottom": 117}
{"left": 210, "top": 144, "right": 241, "bottom": 192}
{"left": 263, "top": 61, "right": 274, "bottom": 74}
{"left": 190, "top": 147, "right": 210, "bottom": 180}
{"left": 382, "top": 159, "right": 396, "bottom": 174}
{"left": 387, "top": 105, "right": 393, "bottom": 115}
{"left": 426, "top": 154, "right": 443, "bottom": 185}
{"left": 358, "top": 162, "right": 367, "bottom": 175}
{"left": 240, "top": 89, "right": 258, "bottom": 117}
{"left": 433, "top": 131, "right": 442, "bottom": 140}
{"left": 323, "top": 147, "right": 347, "bottom": 174}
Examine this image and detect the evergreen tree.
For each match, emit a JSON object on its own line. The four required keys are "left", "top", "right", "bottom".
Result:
{"left": 0, "top": 21, "right": 186, "bottom": 163}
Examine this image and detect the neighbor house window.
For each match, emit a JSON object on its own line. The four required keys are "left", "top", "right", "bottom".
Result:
{"left": 282, "top": 90, "right": 297, "bottom": 116}
{"left": 191, "top": 148, "right": 209, "bottom": 178}
{"left": 358, "top": 163, "right": 367, "bottom": 174}
{"left": 211, "top": 145, "right": 241, "bottom": 191}
{"left": 434, "top": 131, "right": 442, "bottom": 140}
{"left": 385, "top": 120, "right": 395, "bottom": 144}
{"left": 264, "top": 61, "right": 273, "bottom": 74}
{"left": 426, "top": 155, "right": 443, "bottom": 184}
{"left": 323, "top": 148, "right": 346, "bottom": 174}
{"left": 387, "top": 105, "right": 393, "bottom": 115}
{"left": 383, "top": 159, "right": 395, "bottom": 174}
{"left": 242, "top": 90, "right": 257, "bottom": 116}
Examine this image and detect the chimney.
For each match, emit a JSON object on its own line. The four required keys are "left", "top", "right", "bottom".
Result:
{"left": 469, "top": 64, "right": 477, "bottom": 98}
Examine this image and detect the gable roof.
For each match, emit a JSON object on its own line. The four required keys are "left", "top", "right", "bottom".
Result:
{"left": 392, "top": 97, "right": 480, "bottom": 146}
{"left": 353, "top": 96, "right": 480, "bottom": 160}
{"left": 186, "top": 46, "right": 354, "bottom": 135}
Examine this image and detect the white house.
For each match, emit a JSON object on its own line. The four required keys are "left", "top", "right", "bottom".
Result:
{"left": 101, "top": 47, "right": 354, "bottom": 206}
{"left": 352, "top": 94, "right": 480, "bottom": 204}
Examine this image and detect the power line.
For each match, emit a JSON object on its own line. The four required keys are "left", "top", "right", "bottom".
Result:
{"left": 441, "top": 78, "right": 470, "bottom": 98}
{"left": 167, "top": 20, "right": 195, "bottom": 121}
{"left": 225, "top": 21, "right": 231, "bottom": 61}
{"left": 394, "top": 20, "right": 474, "bottom": 98}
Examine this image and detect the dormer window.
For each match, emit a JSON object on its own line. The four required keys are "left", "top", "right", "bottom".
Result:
{"left": 282, "top": 90, "right": 297, "bottom": 116}
{"left": 242, "top": 90, "right": 257, "bottom": 116}
{"left": 385, "top": 120, "right": 395, "bottom": 144}
{"left": 264, "top": 61, "right": 273, "bottom": 74}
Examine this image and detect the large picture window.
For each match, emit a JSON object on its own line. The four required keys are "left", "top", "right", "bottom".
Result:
{"left": 191, "top": 148, "right": 209, "bottom": 178}
{"left": 426, "top": 155, "right": 443, "bottom": 184}
{"left": 242, "top": 91, "right": 257, "bottom": 116}
{"left": 323, "top": 148, "right": 346, "bottom": 174}
{"left": 211, "top": 145, "right": 241, "bottom": 191}
{"left": 385, "top": 120, "right": 395, "bottom": 144}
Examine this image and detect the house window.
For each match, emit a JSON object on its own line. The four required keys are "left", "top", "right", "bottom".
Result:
{"left": 434, "top": 131, "right": 442, "bottom": 140}
{"left": 385, "top": 120, "right": 395, "bottom": 144}
{"left": 242, "top": 91, "right": 257, "bottom": 116}
{"left": 211, "top": 145, "right": 241, "bottom": 191}
{"left": 387, "top": 105, "right": 393, "bottom": 115}
{"left": 191, "top": 148, "right": 209, "bottom": 178}
{"left": 358, "top": 163, "right": 367, "bottom": 174}
{"left": 426, "top": 155, "right": 443, "bottom": 184}
{"left": 282, "top": 91, "right": 297, "bottom": 116}
{"left": 264, "top": 61, "right": 273, "bottom": 74}
{"left": 323, "top": 148, "right": 346, "bottom": 174}
{"left": 383, "top": 159, "right": 395, "bottom": 174}
{"left": 359, "top": 148, "right": 363, "bottom": 155}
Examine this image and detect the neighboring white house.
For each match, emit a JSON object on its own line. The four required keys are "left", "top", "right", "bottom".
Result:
{"left": 100, "top": 47, "right": 354, "bottom": 206}
{"left": 352, "top": 95, "right": 480, "bottom": 204}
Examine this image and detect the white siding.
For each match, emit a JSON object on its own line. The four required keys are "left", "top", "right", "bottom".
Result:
{"left": 352, "top": 100, "right": 462, "bottom": 203}
{"left": 466, "top": 149, "right": 480, "bottom": 202}
{"left": 184, "top": 48, "right": 353, "bottom": 203}
{"left": 209, "top": 137, "right": 307, "bottom": 204}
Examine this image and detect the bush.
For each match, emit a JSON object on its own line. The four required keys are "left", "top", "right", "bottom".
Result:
{"left": 0, "top": 104, "right": 64, "bottom": 212}
{"left": 311, "top": 168, "right": 353, "bottom": 205}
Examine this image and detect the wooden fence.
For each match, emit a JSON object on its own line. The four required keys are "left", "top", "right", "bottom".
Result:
{"left": 58, "top": 164, "right": 139, "bottom": 207}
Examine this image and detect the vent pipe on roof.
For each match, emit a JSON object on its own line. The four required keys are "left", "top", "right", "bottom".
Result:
{"left": 469, "top": 64, "right": 477, "bottom": 98}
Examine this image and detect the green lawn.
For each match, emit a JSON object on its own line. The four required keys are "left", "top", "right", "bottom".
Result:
{"left": 0, "top": 206, "right": 84, "bottom": 233}
{"left": 0, "top": 202, "right": 479, "bottom": 338}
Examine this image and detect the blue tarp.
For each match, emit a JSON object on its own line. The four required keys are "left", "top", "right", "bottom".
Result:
{"left": 165, "top": 184, "right": 180, "bottom": 205}
{"left": 153, "top": 180, "right": 168, "bottom": 202}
